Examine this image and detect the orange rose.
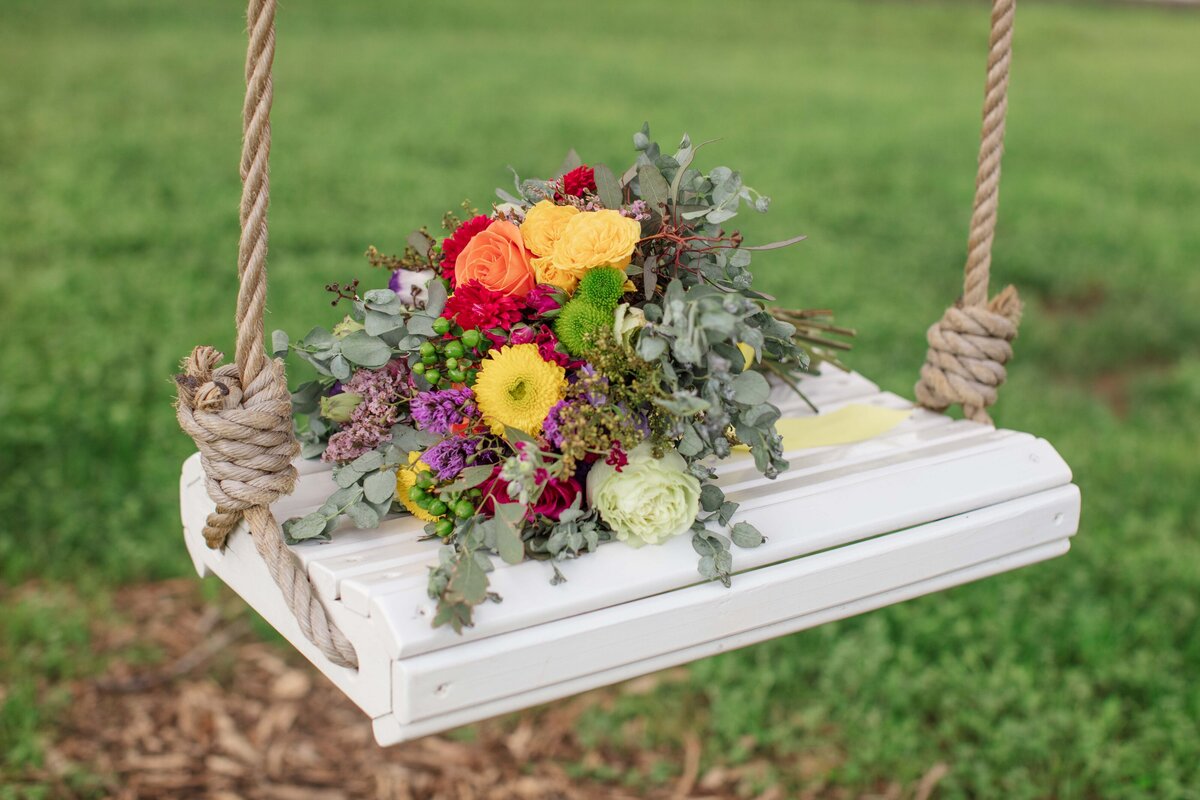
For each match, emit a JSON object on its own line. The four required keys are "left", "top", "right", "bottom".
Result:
{"left": 454, "top": 220, "right": 536, "bottom": 297}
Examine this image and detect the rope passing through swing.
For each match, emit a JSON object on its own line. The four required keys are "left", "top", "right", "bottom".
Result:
{"left": 174, "top": 0, "right": 358, "bottom": 670}
{"left": 914, "top": 0, "right": 1023, "bottom": 425}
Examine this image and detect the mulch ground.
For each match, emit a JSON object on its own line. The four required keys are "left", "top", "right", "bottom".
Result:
{"left": 14, "top": 580, "right": 809, "bottom": 800}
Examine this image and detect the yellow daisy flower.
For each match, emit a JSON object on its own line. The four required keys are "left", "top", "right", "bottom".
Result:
{"left": 395, "top": 451, "right": 437, "bottom": 522}
{"left": 474, "top": 344, "right": 566, "bottom": 437}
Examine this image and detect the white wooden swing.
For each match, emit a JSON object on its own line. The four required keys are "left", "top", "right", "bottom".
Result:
{"left": 178, "top": 0, "right": 1079, "bottom": 746}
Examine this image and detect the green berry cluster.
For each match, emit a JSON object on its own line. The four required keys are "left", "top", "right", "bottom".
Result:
{"left": 406, "top": 469, "right": 484, "bottom": 537}
{"left": 412, "top": 318, "right": 488, "bottom": 387}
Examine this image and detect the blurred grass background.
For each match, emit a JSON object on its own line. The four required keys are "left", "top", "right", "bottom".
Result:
{"left": 2, "top": 0, "right": 1199, "bottom": 796}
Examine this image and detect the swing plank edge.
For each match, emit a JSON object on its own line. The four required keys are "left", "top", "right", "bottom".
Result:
{"left": 179, "top": 367, "right": 1081, "bottom": 745}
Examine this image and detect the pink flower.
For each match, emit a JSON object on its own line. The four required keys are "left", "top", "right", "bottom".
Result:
{"left": 480, "top": 466, "right": 581, "bottom": 522}
{"left": 526, "top": 284, "right": 566, "bottom": 316}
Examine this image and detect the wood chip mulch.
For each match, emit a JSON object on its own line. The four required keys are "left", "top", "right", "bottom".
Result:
{"left": 18, "top": 579, "right": 822, "bottom": 800}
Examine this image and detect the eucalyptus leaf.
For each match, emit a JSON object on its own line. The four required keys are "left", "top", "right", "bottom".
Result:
{"left": 330, "top": 354, "right": 351, "bottom": 381}
{"left": 329, "top": 485, "right": 364, "bottom": 508}
{"left": 350, "top": 451, "right": 384, "bottom": 473}
{"left": 731, "top": 370, "right": 771, "bottom": 405}
{"left": 424, "top": 279, "right": 448, "bottom": 317}
{"left": 271, "top": 329, "right": 289, "bottom": 357}
{"left": 338, "top": 331, "right": 392, "bottom": 368}
{"left": 440, "top": 464, "right": 497, "bottom": 493}
{"left": 345, "top": 501, "right": 381, "bottom": 529}
{"left": 363, "top": 470, "right": 397, "bottom": 505}
{"left": 365, "top": 309, "right": 405, "bottom": 336}
{"left": 556, "top": 148, "right": 582, "bottom": 177}
{"left": 593, "top": 163, "right": 622, "bottom": 209}
{"left": 446, "top": 549, "right": 490, "bottom": 605}
{"left": 494, "top": 507, "right": 526, "bottom": 565}
{"left": 406, "top": 314, "right": 437, "bottom": 338}
{"left": 284, "top": 512, "right": 330, "bottom": 542}
{"left": 731, "top": 521, "right": 765, "bottom": 548}
{"left": 637, "top": 163, "right": 672, "bottom": 212}
{"left": 700, "top": 484, "right": 725, "bottom": 513}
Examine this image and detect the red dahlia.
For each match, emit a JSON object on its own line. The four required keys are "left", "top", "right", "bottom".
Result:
{"left": 442, "top": 280, "right": 527, "bottom": 332}
{"left": 439, "top": 215, "right": 492, "bottom": 285}
{"left": 557, "top": 165, "right": 597, "bottom": 200}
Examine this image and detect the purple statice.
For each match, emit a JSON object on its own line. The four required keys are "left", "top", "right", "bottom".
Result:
{"left": 542, "top": 399, "right": 571, "bottom": 449}
{"left": 321, "top": 360, "right": 409, "bottom": 464}
{"left": 422, "top": 435, "right": 495, "bottom": 482}
{"left": 621, "top": 199, "right": 651, "bottom": 222}
{"left": 410, "top": 387, "right": 477, "bottom": 435}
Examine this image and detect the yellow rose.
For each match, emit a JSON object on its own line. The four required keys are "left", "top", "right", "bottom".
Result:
{"left": 550, "top": 210, "right": 642, "bottom": 274}
{"left": 519, "top": 200, "right": 579, "bottom": 258}
{"left": 532, "top": 255, "right": 582, "bottom": 294}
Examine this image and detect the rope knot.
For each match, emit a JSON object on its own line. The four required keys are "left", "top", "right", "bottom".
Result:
{"left": 175, "top": 345, "right": 299, "bottom": 549}
{"left": 914, "top": 285, "right": 1022, "bottom": 425}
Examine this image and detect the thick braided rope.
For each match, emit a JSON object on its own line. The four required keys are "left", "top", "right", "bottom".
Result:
{"left": 915, "top": 0, "right": 1023, "bottom": 425}
{"left": 174, "top": 0, "right": 358, "bottom": 670}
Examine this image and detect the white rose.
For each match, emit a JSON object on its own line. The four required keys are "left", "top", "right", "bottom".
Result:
{"left": 613, "top": 302, "right": 646, "bottom": 344}
{"left": 586, "top": 442, "right": 701, "bottom": 548}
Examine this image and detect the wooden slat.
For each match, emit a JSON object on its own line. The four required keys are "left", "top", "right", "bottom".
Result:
{"left": 393, "top": 484, "right": 1079, "bottom": 724}
{"left": 359, "top": 431, "right": 1070, "bottom": 659}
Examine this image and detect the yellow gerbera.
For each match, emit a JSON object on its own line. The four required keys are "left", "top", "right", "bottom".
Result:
{"left": 474, "top": 344, "right": 566, "bottom": 437}
{"left": 395, "top": 451, "right": 437, "bottom": 521}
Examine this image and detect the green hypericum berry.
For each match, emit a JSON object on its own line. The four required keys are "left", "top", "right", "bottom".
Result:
{"left": 448, "top": 369, "right": 467, "bottom": 384}
{"left": 444, "top": 340, "right": 465, "bottom": 359}
{"left": 427, "top": 499, "right": 448, "bottom": 517}
{"left": 444, "top": 356, "right": 458, "bottom": 370}
{"left": 555, "top": 298, "right": 613, "bottom": 356}
{"left": 408, "top": 486, "right": 426, "bottom": 502}
{"left": 435, "top": 518, "right": 455, "bottom": 537}
{"left": 453, "top": 499, "right": 475, "bottom": 519}
{"left": 432, "top": 317, "right": 451, "bottom": 335}
{"left": 419, "top": 341, "right": 436, "bottom": 358}
{"left": 421, "top": 352, "right": 437, "bottom": 366}
{"left": 424, "top": 369, "right": 441, "bottom": 385}
{"left": 461, "top": 329, "right": 481, "bottom": 348}
{"left": 576, "top": 267, "right": 627, "bottom": 311}
{"left": 412, "top": 361, "right": 426, "bottom": 375}
{"left": 469, "top": 488, "right": 482, "bottom": 499}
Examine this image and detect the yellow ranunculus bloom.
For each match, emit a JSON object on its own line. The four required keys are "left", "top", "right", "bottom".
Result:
{"left": 519, "top": 200, "right": 579, "bottom": 258}
{"left": 549, "top": 210, "right": 642, "bottom": 274}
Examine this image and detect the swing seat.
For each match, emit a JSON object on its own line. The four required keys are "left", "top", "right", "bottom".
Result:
{"left": 180, "top": 365, "right": 1080, "bottom": 746}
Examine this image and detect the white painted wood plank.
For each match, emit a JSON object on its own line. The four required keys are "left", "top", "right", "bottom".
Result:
{"left": 180, "top": 455, "right": 394, "bottom": 718}
{"left": 375, "top": 532, "right": 1076, "bottom": 745}
{"left": 393, "top": 484, "right": 1079, "bottom": 723}
{"left": 363, "top": 434, "right": 1071, "bottom": 659}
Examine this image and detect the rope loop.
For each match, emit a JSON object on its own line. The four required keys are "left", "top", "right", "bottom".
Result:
{"left": 915, "top": 0, "right": 1022, "bottom": 424}
{"left": 173, "top": 0, "right": 359, "bottom": 670}
{"left": 175, "top": 346, "right": 298, "bottom": 548}
{"left": 914, "top": 285, "right": 1021, "bottom": 424}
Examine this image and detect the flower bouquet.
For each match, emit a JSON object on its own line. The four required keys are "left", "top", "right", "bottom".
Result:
{"left": 274, "top": 126, "right": 851, "bottom": 631}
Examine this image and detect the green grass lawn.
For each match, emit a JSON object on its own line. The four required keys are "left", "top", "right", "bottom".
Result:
{"left": 3, "top": 0, "right": 1199, "bottom": 796}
